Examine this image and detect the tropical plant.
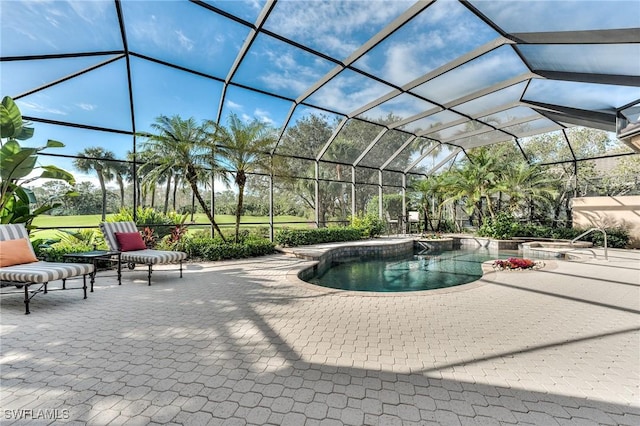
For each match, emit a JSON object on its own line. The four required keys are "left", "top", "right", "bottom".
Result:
{"left": 413, "top": 173, "right": 449, "bottom": 232}
{"left": 110, "top": 161, "right": 130, "bottom": 209}
{"left": 351, "top": 213, "right": 385, "bottom": 238}
{"left": 73, "top": 147, "right": 116, "bottom": 221}
{"left": 213, "top": 113, "right": 276, "bottom": 243}
{"left": 58, "top": 228, "right": 104, "bottom": 249}
{"left": 140, "top": 115, "right": 228, "bottom": 241}
{"left": 0, "top": 96, "right": 76, "bottom": 226}
{"left": 442, "top": 147, "right": 506, "bottom": 225}
{"left": 478, "top": 212, "right": 520, "bottom": 239}
{"left": 496, "top": 161, "right": 557, "bottom": 217}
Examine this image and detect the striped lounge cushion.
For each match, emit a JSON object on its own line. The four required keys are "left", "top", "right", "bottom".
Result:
{"left": 120, "top": 250, "right": 187, "bottom": 265}
{"left": 0, "top": 224, "right": 37, "bottom": 258}
{"left": 100, "top": 221, "right": 187, "bottom": 265}
{"left": 100, "top": 221, "right": 138, "bottom": 251}
{"left": 0, "top": 261, "right": 94, "bottom": 283}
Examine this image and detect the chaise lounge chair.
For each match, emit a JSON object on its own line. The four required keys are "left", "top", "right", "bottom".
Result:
{"left": 0, "top": 223, "right": 94, "bottom": 314}
{"left": 100, "top": 221, "right": 187, "bottom": 286}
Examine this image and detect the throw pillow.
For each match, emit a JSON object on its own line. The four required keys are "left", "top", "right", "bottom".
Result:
{"left": 0, "top": 238, "right": 38, "bottom": 267}
{"left": 114, "top": 232, "right": 147, "bottom": 251}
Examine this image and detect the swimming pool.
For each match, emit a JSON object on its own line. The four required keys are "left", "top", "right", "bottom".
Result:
{"left": 306, "top": 248, "right": 507, "bottom": 292}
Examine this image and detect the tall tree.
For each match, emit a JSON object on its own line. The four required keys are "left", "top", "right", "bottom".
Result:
{"left": 413, "top": 173, "right": 448, "bottom": 231}
{"left": 73, "top": 147, "right": 116, "bottom": 221}
{"left": 443, "top": 147, "right": 502, "bottom": 224}
{"left": 140, "top": 115, "right": 227, "bottom": 240}
{"left": 111, "top": 161, "right": 129, "bottom": 209}
{"left": 497, "top": 162, "right": 557, "bottom": 217}
{"left": 213, "top": 113, "right": 276, "bottom": 243}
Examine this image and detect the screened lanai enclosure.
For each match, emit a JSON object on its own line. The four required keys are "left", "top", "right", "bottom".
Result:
{"left": 2, "top": 0, "right": 640, "bottom": 236}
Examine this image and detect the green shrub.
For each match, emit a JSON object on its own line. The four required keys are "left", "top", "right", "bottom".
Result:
{"left": 32, "top": 229, "right": 108, "bottom": 262}
{"left": 274, "top": 227, "right": 363, "bottom": 247}
{"left": 108, "top": 207, "right": 187, "bottom": 239}
{"left": 478, "top": 212, "right": 520, "bottom": 239}
{"left": 171, "top": 235, "right": 275, "bottom": 261}
{"left": 34, "top": 241, "right": 96, "bottom": 262}
{"left": 511, "top": 223, "right": 629, "bottom": 248}
{"left": 351, "top": 213, "right": 385, "bottom": 238}
{"left": 566, "top": 226, "right": 629, "bottom": 248}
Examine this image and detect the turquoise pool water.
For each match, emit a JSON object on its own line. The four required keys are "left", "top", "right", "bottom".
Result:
{"left": 307, "top": 248, "right": 508, "bottom": 292}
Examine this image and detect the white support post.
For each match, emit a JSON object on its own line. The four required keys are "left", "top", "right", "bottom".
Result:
{"left": 351, "top": 165, "right": 356, "bottom": 221}
{"left": 315, "top": 160, "right": 320, "bottom": 228}
{"left": 378, "top": 169, "right": 384, "bottom": 220}
{"left": 269, "top": 155, "right": 274, "bottom": 242}
{"left": 402, "top": 173, "right": 407, "bottom": 234}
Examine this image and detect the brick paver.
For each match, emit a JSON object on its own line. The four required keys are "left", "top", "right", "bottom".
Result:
{"left": 1, "top": 243, "right": 638, "bottom": 424}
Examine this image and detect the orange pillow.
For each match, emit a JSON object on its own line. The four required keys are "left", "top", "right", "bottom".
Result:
{"left": 0, "top": 238, "right": 38, "bottom": 267}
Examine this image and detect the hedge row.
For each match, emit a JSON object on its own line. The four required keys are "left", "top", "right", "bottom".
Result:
{"left": 172, "top": 237, "right": 276, "bottom": 261}
{"left": 274, "top": 227, "right": 364, "bottom": 247}
{"left": 34, "top": 236, "right": 276, "bottom": 263}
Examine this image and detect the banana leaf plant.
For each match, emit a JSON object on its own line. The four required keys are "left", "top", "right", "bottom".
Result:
{"left": 0, "top": 96, "right": 76, "bottom": 227}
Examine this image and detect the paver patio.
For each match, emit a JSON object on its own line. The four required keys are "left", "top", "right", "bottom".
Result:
{"left": 1, "top": 242, "right": 639, "bottom": 425}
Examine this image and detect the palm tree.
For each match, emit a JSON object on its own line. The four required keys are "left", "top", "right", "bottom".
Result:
{"left": 111, "top": 161, "right": 129, "bottom": 209}
{"left": 138, "top": 146, "right": 174, "bottom": 214}
{"left": 213, "top": 114, "right": 276, "bottom": 243}
{"left": 443, "top": 148, "right": 501, "bottom": 225}
{"left": 413, "top": 173, "right": 448, "bottom": 231}
{"left": 497, "top": 162, "right": 557, "bottom": 219}
{"left": 73, "top": 147, "right": 116, "bottom": 221}
{"left": 135, "top": 150, "right": 158, "bottom": 208}
{"left": 140, "top": 115, "right": 227, "bottom": 241}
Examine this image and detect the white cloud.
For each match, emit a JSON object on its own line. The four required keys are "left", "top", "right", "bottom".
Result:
{"left": 352, "top": 0, "right": 497, "bottom": 87}
{"left": 255, "top": 47, "right": 328, "bottom": 96}
{"left": 18, "top": 100, "right": 67, "bottom": 116}
{"left": 307, "top": 71, "right": 392, "bottom": 114}
{"left": 45, "top": 15, "right": 60, "bottom": 28}
{"left": 77, "top": 103, "right": 97, "bottom": 111}
{"left": 175, "top": 30, "right": 194, "bottom": 51}
{"left": 68, "top": 0, "right": 113, "bottom": 24}
{"left": 266, "top": 1, "right": 412, "bottom": 58}
{"left": 227, "top": 100, "right": 243, "bottom": 110}
{"left": 254, "top": 108, "right": 274, "bottom": 125}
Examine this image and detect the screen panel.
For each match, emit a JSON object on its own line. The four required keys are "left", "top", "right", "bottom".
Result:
{"left": 130, "top": 57, "right": 223, "bottom": 134}
{"left": 122, "top": 0, "right": 250, "bottom": 79}
{"left": 16, "top": 58, "right": 132, "bottom": 131}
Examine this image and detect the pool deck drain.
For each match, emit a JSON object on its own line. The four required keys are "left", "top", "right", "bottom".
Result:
{"left": 1, "top": 242, "right": 638, "bottom": 425}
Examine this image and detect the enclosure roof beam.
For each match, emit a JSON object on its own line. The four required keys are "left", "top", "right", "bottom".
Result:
{"left": 348, "top": 36, "right": 512, "bottom": 123}
{"left": 294, "top": 1, "right": 433, "bottom": 105}
{"left": 444, "top": 72, "right": 538, "bottom": 110}
{"left": 404, "top": 143, "right": 440, "bottom": 174}
{"left": 353, "top": 129, "right": 389, "bottom": 167}
{"left": 533, "top": 70, "right": 640, "bottom": 87}
{"left": 523, "top": 100, "right": 616, "bottom": 126}
{"left": 215, "top": 0, "right": 276, "bottom": 123}
{"left": 424, "top": 149, "right": 462, "bottom": 176}
{"left": 511, "top": 28, "right": 640, "bottom": 44}
{"left": 13, "top": 54, "right": 125, "bottom": 100}
{"left": 380, "top": 135, "right": 417, "bottom": 171}
{"left": 315, "top": 117, "right": 349, "bottom": 161}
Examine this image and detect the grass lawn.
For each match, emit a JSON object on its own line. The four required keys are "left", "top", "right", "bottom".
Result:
{"left": 31, "top": 213, "right": 312, "bottom": 239}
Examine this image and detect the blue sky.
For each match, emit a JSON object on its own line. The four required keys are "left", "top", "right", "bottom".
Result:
{"left": 1, "top": 0, "right": 638, "bottom": 185}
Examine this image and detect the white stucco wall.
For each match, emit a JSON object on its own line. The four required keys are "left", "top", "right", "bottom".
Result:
{"left": 572, "top": 196, "right": 640, "bottom": 248}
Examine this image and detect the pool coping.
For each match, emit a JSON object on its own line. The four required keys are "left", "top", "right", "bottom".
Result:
{"left": 281, "top": 238, "right": 556, "bottom": 297}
